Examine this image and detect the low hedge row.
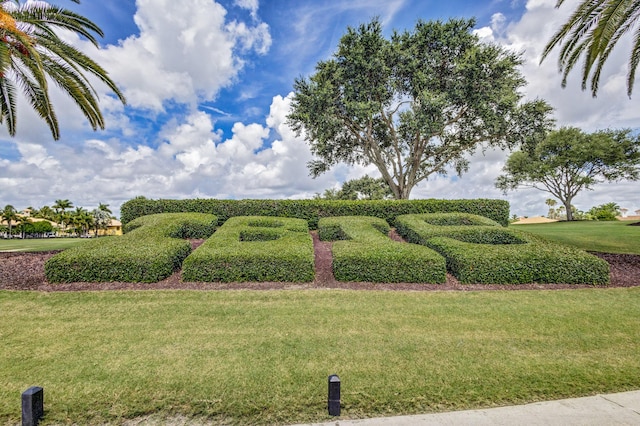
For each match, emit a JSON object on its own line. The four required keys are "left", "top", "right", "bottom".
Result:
{"left": 182, "top": 216, "right": 314, "bottom": 282}
{"left": 120, "top": 197, "right": 510, "bottom": 228}
{"left": 45, "top": 213, "right": 217, "bottom": 283}
{"left": 395, "top": 213, "right": 527, "bottom": 245}
{"left": 318, "top": 216, "right": 446, "bottom": 283}
{"left": 394, "top": 213, "right": 610, "bottom": 284}
{"left": 427, "top": 236, "right": 610, "bottom": 284}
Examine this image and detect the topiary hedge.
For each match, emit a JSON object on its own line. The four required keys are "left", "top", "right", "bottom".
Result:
{"left": 120, "top": 197, "right": 510, "bottom": 228}
{"left": 318, "top": 216, "right": 446, "bottom": 283}
{"left": 45, "top": 213, "right": 217, "bottom": 283}
{"left": 181, "top": 216, "right": 314, "bottom": 282}
{"left": 394, "top": 213, "right": 609, "bottom": 284}
{"left": 427, "top": 236, "right": 610, "bottom": 284}
{"left": 395, "top": 213, "right": 527, "bottom": 246}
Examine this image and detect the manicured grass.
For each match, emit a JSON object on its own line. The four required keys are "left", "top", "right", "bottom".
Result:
{"left": 0, "top": 238, "right": 92, "bottom": 252}
{"left": 2, "top": 289, "right": 640, "bottom": 425}
{"left": 512, "top": 220, "right": 640, "bottom": 254}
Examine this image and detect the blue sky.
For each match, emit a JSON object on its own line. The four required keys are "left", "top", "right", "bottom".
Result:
{"left": 1, "top": 0, "right": 638, "bottom": 218}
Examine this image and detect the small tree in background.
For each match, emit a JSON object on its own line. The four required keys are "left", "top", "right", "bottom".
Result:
{"left": 545, "top": 198, "right": 558, "bottom": 219}
{"left": 496, "top": 127, "right": 640, "bottom": 221}
{"left": 315, "top": 175, "right": 393, "bottom": 200}
{"left": 588, "top": 202, "right": 621, "bottom": 221}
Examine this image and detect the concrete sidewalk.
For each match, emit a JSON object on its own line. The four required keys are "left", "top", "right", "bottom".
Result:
{"left": 294, "top": 390, "right": 640, "bottom": 425}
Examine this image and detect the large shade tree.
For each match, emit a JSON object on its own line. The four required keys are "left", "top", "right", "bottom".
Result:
{"left": 541, "top": 0, "right": 640, "bottom": 97}
{"left": 288, "top": 18, "right": 553, "bottom": 199}
{"left": 496, "top": 127, "right": 640, "bottom": 221}
{"left": 0, "top": 0, "right": 126, "bottom": 139}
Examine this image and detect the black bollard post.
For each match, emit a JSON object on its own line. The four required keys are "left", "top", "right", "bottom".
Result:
{"left": 21, "top": 386, "right": 44, "bottom": 426}
{"left": 328, "top": 374, "right": 340, "bottom": 416}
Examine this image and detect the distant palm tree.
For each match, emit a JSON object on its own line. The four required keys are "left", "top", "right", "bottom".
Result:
{"left": 52, "top": 198, "right": 73, "bottom": 230}
{"left": 35, "top": 205, "right": 55, "bottom": 221}
{"left": 98, "top": 202, "right": 112, "bottom": 214}
{"left": 0, "top": 0, "right": 126, "bottom": 139}
{"left": 541, "top": 0, "right": 640, "bottom": 97}
{"left": 1, "top": 204, "right": 18, "bottom": 237}
{"left": 545, "top": 198, "right": 558, "bottom": 219}
{"left": 16, "top": 214, "right": 31, "bottom": 238}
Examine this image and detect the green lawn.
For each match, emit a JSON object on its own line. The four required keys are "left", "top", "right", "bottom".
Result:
{"left": 0, "top": 238, "right": 93, "bottom": 252}
{"left": 2, "top": 289, "right": 640, "bottom": 425}
{"left": 511, "top": 220, "right": 640, "bottom": 254}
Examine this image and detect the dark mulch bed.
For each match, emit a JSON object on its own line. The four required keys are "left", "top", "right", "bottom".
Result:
{"left": 1, "top": 231, "right": 638, "bottom": 292}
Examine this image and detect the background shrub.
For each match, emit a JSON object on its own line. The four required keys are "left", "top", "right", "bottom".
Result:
{"left": 319, "top": 216, "right": 446, "bottom": 283}
{"left": 182, "top": 216, "right": 314, "bottom": 282}
{"left": 45, "top": 213, "right": 217, "bottom": 283}
{"left": 120, "top": 197, "right": 510, "bottom": 228}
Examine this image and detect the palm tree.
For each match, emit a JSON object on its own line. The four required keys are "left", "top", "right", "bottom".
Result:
{"left": 70, "top": 206, "right": 93, "bottom": 236}
{"left": 52, "top": 198, "right": 73, "bottom": 230}
{"left": 98, "top": 202, "right": 111, "bottom": 214}
{"left": 35, "top": 205, "right": 55, "bottom": 221}
{"left": 0, "top": 0, "right": 126, "bottom": 140}
{"left": 1, "top": 204, "right": 18, "bottom": 237}
{"left": 16, "top": 214, "right": 31, "bottom": 238}
{"left": 545, "top": 198, "right": 558, "bottom": 219}
{"left": 541, "top": 0, "right": 640, "bottom": 97}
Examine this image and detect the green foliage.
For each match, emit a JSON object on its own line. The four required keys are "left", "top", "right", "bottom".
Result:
{"left": 316, "top": 175, "right": 393, "bottom": 200}
{"left": 288, "top": 17, "right": 553, "bottom": 199}
{"left": 395, "top": 213, "right": 527, "bottom": 245}
{"left": 182, "top": 216, "right": 314, "bottom": 282}
{"left": 0, "top": 1, "right": 126, "bottom": 140}
{"left": 497, "top": 127, "right": 640, "bottom": 221}
{"left": 395, "top": 213, "right": 609, "bottom": 284}
{"left": 427, "top": 236, "right": 610, "bottom": 285}
{"left": 588, "top": 202, "right": 621, "bottom": 221}
{"left": 319, "top": 216, "right": 446, "bottom": 283}
{"left": 120, "top": 197, "right": 510, "bottom": 228}
{"left": 541, "top": 0, "right": 640, "bottom": 97}
{"left": 45, "top": 213, "right": 217, "bottom": 283}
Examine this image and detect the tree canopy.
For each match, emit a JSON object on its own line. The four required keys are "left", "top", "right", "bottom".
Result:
{"left": 315, "top": 175, "right": 393, "bottom": 200}
{"left": 288, "top": 17, "right": 553, "bottom": 199}
{"left": 496, "top": 127, "right": 640, "bottom": 221}
{"left": 541, "top": 0, "right": 640, "bottom": 97}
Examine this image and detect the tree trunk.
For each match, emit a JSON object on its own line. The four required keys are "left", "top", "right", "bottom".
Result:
{"left": 563, "top": 199, "right": 574, "bottom": 221}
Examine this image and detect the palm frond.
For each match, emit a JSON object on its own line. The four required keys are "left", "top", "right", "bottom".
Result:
{"left": 0, "top": 0, "right": 125, "bottom": 139}
{"left": 542, "top": 0, "right": 640, "bottom": 96}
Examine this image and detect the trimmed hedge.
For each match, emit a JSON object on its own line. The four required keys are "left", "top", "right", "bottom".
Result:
{"left": 318, "top": 216, "right": 446, "bottom": 283}
{"left": 120, "top": 197, "right": 510, "bottom": 228}
{"left": 45, "top": 213, "right": 217, "bottom": 283}
{"left": 395, "top": 213, "right": 610, "bottom": 285}
{"left": 395, "top": 213, "right": 527, "bottom": 246}
{"left": 182, "top": 216, "right": 314, "bottom": 282}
